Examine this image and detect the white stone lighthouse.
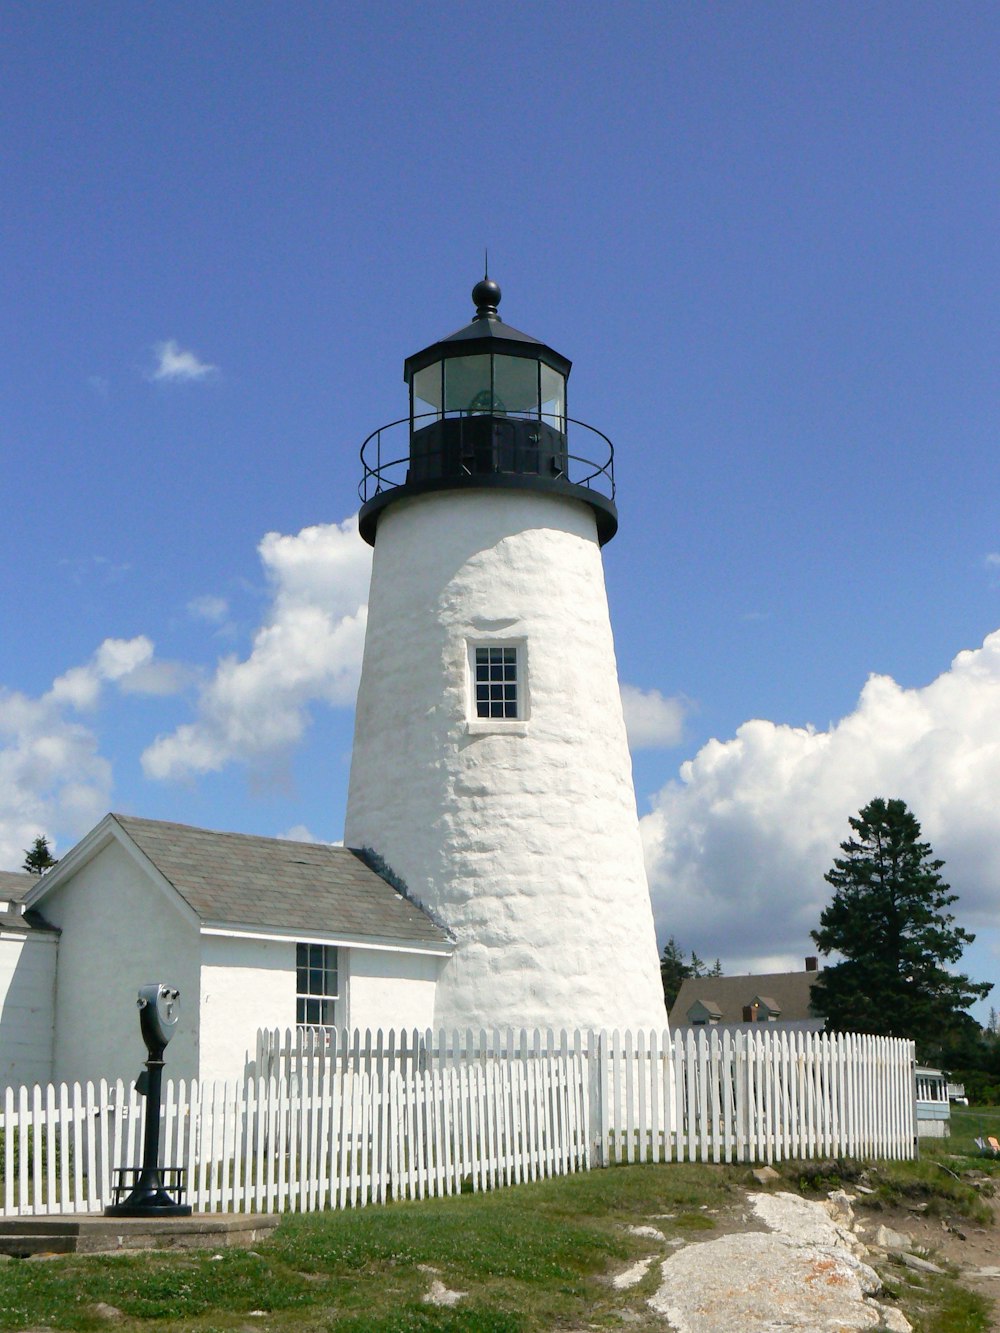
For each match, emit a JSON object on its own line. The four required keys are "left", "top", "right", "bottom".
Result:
{"left": 344, "top": 276, "right": 665, "bottom": 1033}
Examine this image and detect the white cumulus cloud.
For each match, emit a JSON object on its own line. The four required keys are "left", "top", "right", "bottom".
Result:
{"left": 642, "top": 629, "right": 1000, "bottom": 970}
{"left": 621, "top": 685, "right": 689, "bottom": 749}
{"left": 142, "top": 516, "right": 372, "bottom": 781}
{"left": 149, "top": 339, "right": 217, "bottom": 383}
{"left": 278, "top": 824, "right": 341, "bottom": 846}
{"left": 0, "top": 634, "right": 179, "bottom": 869}
{"left": 0, "top": 685, "right": 111, "bottom": 868}
{"left": 48, "top": 637, "right": 186, "bottom": 710}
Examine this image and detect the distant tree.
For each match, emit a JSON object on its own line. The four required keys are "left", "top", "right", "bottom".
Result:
{"left": 810, "top": 798, "right": 991, "bottom": 1062}
{"left": 660, "top": 938, "right": 723, "bottom": 1010}
{"left": 22, "top": 835, "right": 57, "bottom": 876}
{"left": 659, "top": 937, "right": 690, "bottom": 1010}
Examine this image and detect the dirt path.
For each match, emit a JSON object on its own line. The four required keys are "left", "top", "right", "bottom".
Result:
{"left": 853, "top": 1190, "right": 1000, "bottom": 1331}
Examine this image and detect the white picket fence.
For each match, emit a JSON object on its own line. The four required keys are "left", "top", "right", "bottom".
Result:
{"left": 0, "top": 1026, "right": 915, "bottom": 1218}
{"left": 662, "top": 1028, "right": 916, "bottom": 1165}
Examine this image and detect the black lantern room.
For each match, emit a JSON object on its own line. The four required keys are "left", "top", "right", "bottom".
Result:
{"left": 358, "top": 277, "right": 617, "bottom": 546}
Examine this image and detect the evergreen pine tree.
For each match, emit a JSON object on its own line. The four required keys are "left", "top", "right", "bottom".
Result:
{"left": 811, "top": 797, "right": 991, "bottom": 1061}
{"left": 660, "top": 939, "right": 725, "bottom": 1010}
{"left": 22, "top": 835, "right": 57, "bottom": 875}
{"left": 659, "top": 937, "right": 692, "bottom": 1010}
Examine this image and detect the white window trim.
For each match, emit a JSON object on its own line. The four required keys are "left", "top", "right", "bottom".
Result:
{"left": 296, "top": 942, "right": 349, "bottom": 1032}
{"left": 465, "top": 637, "right": 529, "bottom": 732}
{"left": 466, "top": 718, "right": 529, "bottom": 736}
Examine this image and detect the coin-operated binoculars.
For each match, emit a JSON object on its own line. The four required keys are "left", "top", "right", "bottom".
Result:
{"left": 105, "top": 983, "right": 192, "bottom": 1217}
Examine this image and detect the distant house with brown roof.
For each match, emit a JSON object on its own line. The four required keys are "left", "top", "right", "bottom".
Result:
{"left": 12, "top": 813, "right": 452, "bottom": 1089}
{"left": 669, "top": 958, "right": 824, "bottom": 1033}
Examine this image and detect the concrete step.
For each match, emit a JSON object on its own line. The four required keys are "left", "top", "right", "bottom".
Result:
{"left": 0, "top": 1212, "right": 280, "bottom": 1255}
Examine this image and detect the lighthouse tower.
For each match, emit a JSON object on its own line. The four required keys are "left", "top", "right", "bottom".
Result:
{"left": 344, "top": 277, "right": 665, "bottom": 1033}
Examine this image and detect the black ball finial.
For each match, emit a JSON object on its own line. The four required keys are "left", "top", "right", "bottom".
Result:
{"left": 472, "top": 276, "right": 501, "bottom": 319}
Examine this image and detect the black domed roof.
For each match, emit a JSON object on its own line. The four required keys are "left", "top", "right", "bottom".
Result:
{"left": 403, "top": 276, "right": 571, "bottom": 381}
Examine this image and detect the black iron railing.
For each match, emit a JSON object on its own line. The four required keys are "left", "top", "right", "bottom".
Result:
{"left": 359, "top": 412, "right": 615, "bottom": 505}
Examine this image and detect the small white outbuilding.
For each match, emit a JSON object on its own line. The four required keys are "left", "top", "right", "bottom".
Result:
{"left": 17, "top": 814, "right": 452, "bottom": 1088}
{"left": 0, "top": 870, "right": 58, "bottom": 1090}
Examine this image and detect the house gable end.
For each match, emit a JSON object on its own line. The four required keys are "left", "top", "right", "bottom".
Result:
{"left": 25, "top": 814, "right": 200, "bottom": 931}
{"left": 686, "top": 998, "right": 722, "bottom": 1025}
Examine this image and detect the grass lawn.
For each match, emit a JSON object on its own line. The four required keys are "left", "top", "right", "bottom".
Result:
{"left": 0, "top": 1143, "right": 993, "bottom": 1332}
{"left": 0, "top": 1165, "right": 740, "bottom": 1332}
{"left": 949, "top": 1103, "right": 1000, "bottom": 1155}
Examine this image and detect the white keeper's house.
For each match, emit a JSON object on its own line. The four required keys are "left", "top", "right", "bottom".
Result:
{"left": 1, "top": 276, "right": 667, "bottom": 1090}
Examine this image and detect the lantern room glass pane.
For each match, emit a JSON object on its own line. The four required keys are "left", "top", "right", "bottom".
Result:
{"left": 540, "top": 364, "right": 565, "bottom": 431}
{"left": 493, "top": 355, "right": 539, "bottom": 417}
{"left": 445, "top": 355, "right": 491, "bottom": 413}
{"left": 413, "top": 362, "right": 443, "bottom": 419}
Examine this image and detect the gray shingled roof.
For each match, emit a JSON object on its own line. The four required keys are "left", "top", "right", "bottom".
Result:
{"left": 0, "top": 871, "right": 58, "bottom": 934}
{"left": 0, "top": 871, "right": 32, "bottom": 901}
{"left": 670, "top": 968, "right": 822, "bottom": 1027}
{"left": 113, "top": 815, "right": 450, "bottom": 949}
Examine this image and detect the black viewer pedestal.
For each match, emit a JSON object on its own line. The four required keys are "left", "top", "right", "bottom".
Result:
{"left": 105, "top": 983, "right": 191, "bottom": 1218}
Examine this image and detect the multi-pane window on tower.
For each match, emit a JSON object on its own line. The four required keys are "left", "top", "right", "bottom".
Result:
{"left": 474, "top": 646, "right": 519, "bottom": 719}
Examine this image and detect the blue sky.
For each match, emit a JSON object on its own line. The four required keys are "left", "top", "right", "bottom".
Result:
{"left": 2, "top": 3, "right": 999, "bottom": 1016}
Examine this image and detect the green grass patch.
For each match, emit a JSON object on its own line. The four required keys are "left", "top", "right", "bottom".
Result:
{"left": 671, "top": 1210, "right": 717, "bottom": 1231}
{"left": 0, "top": 1166, "right": 736, "bottom": 1332}
{"left": 0, "top": 1159, "right": 987, "bottom": 1331}
{"left": 905, "top": 1273, "right": 994, "bottom": 1333}
{"left": 945, "top": 1105, "right": 1000, "bottom": 1166}
{"left": 865, "top": 1158, "right": 993, "bottom": 1225}
{"left": 775, "top": 1123, "right": 997, "bottom": 1226}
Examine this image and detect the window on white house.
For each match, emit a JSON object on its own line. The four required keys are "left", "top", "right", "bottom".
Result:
{"left": 296, "top": 943, "right": 339, "bottom": 1028}
{"left": 473, "top": 645, "right": 519, "bottom": 719}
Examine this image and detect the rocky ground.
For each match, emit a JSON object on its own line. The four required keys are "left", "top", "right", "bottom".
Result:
{"left": 858, "top": 1185, "right": 1000, "bottom": 1330}
{"left": 543, "top": 1169, "right": 1000, "bottom": 1332}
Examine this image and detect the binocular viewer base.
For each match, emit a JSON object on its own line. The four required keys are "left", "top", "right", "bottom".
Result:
{"left": 105, "top": 1200, "right": 193, "bottom": 1218}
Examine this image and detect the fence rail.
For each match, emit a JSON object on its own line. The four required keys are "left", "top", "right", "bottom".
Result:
{"left": 0, "top": 1026, "right": 915, "bottom": 1217}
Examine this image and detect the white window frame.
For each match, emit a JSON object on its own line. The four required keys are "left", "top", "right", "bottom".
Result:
{"left": 296, "top": 942, "right": 344, "bottom": 1031}
{"left": 466, "top": 638, "right": 528, "bottom": 733}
